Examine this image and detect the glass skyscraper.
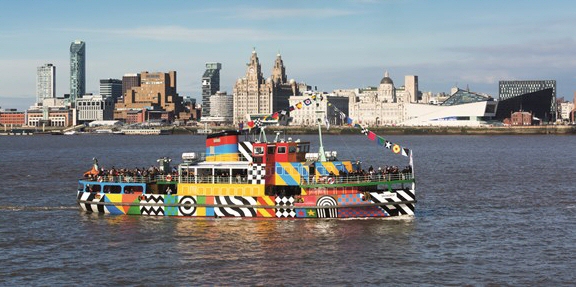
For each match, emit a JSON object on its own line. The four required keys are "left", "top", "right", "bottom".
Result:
{"left": 201, "top": 62, "right": 222, "bottom": 118}
{"left": 498, "top": 80, "right": 557, "bottom": 121}
{"left": 70, "top": 40, "right": 86, "bottom": 105}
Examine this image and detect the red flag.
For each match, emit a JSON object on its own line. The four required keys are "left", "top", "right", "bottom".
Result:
{"left": 368, "top": 131, "right": 376, "bottom": 141}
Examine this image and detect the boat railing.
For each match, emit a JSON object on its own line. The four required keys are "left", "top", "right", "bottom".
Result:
{"left": 179, "top": 175, "right": 249, "bottom": 184}
{"left": 84, "top": 175, "right": 153, "bottom": 183}
{"left": 300, "top": 172, "right": 414, "bottom": 185}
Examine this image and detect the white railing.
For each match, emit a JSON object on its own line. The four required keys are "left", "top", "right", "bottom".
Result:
{"left": 301, "top": 172, "right": 414, "bottom": 185}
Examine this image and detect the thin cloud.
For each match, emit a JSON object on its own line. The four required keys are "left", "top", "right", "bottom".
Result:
{"left": 230, "top": 8, "right": 359, "bottom": 20}
{"left": 52, "top": 26, "right": 285, "bottom": 42}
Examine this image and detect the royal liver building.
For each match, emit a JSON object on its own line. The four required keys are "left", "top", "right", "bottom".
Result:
{"left": 232, "top": 50, "right": 302, "bottom": 124}
{"left": 345, "top": 71, "right": 419, "bottom": 126}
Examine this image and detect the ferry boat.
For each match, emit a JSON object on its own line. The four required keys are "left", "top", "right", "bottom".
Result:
{"left": 76, "top": 128, "right": 416, "bottom": 219}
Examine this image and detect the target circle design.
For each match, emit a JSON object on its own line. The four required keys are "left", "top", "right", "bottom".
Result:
{"left": 178, "top": 196, "right": 197, "bottom": 216}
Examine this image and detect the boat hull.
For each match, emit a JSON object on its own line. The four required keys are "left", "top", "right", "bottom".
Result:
{"left": 77, "top": 190, "right": 415, "bottom": 218}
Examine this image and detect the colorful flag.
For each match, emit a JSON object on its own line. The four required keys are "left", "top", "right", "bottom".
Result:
{"left": 296, "top": 102, "right": 303, "bottom": 109}
{"left": 367, "top": 131, "right": 376, "bottom": 141}
{"left": 289, "top": 106, "right": 295, "bottom": 111}
{"left": 385, "top": 141, "right": 392, "bottom": 149}
{"left": 402, "top": 148, "right": 410, "bottom": 157}
{"left": 303, "top": 98, "right": 312, "bottom": 106}
{"left": 238, "top": 122, "right": 244, "bottom": 130}
{"left": 377, "top": 136, "right": 385, "bottom": 146}
{"left": 272, "top": 112, "right": 279, "bottom": 120}
{"left": 392, "top": 144, "right": 401, "bottom": 154}
{"left": 347, "top": 118, "right": 354, "bottom": 125}
{"left": 247, "top": 121, "right": 255, "bottom": 128}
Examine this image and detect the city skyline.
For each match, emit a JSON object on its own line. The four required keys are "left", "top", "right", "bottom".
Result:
{"left": 1, "top": 0, "right": 575, "bottom": 111}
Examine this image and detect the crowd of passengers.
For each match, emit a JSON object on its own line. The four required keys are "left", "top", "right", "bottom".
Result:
{"left": 85, "top": 166, "right": 178, "bottom": 182}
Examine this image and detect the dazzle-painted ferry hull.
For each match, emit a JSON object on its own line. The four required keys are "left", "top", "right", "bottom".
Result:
{"left": 77, "top": 190, "right": 415, "bottom": 218}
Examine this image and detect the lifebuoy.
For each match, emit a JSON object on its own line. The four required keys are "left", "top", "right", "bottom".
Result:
{"left": 166, "top": 174, "right": 173, "bottom": 181}
{"left": 327, "top": 177, "right": 335, "bottom": 184}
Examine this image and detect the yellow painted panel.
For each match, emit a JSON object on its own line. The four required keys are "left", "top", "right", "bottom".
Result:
{"left": 177, "top": 183, "right": 265, "bottom": 196}
{"left": 106, "top": 194, "right": 123, "bottom": 202}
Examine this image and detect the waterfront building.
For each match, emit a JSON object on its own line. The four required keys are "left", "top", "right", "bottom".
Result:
{"left": 289, "top": 92, "right": 349, "bottom": 126}
{"left": 122, "top": 73, "right": 141, "bottom": 99}
{"left": 76, "top": 95, "right": 115, "bottom": 124}
{"left": 402, "top": 88, "right": 498, "bottom": 126}
{"left": 36, "top": 63, "right": 56, "bottom": 105}
{"left": 27, "top": 108, "right": 72, "bottom": 127}
{"left": 201, "top": 92, "right": 233, "bottom": 124}
{"left": 114, "top": 71, "right": 183, "bottom": 122}
{"left": 201, "top": 62, "right": 222, "bottom": 118}
{"left": 498, "top": 80, "right": 556, "bottom": 122}
{"left": 99, "top": 79, "right": 122, "bottom": 102}
{"left": 69, "top": 40, "right": 86, "bottom": 106}
{"left": 0, "top": 110, "right": 26, "bottom": 127}
{"left": 232, "top": 50, "right": 302, "bottom": 124}
{"left": 558, "top": 101, "right": 574, "bottom": 122}
{"left": 347, "top": 72, "right": 418, "bottom": 126}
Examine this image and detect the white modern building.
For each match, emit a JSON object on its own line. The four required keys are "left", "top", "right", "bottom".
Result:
{"left": 346, "top": 71, "right": 497, "bottom": 127}
{"left": 76, "top": 95, "right": 114, "bottom": 123}
{"left": 201, "top": 91, "right": 233, "bottom": 124}
{"left": 36, "top": 63, "right": 56, "bottom": 105}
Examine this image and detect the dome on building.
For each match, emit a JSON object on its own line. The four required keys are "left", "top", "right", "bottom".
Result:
{"left": 380, "top": 71, "right": 393, "bottom": 85}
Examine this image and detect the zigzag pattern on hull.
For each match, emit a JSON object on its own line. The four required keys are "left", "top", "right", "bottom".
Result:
{"left": 140, "top": 195, "right": 165, "bottom": 216}
{"left": 214, "top": 196, "right": 257, "bottom": 217}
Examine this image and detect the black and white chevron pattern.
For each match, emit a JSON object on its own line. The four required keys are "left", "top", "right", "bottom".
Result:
{"left": 316, "top": 196, "right": 338, "bottom": 218}
{"left": 238, "top": 141, "right": 253, "bottom": 162}
{"left": 140, "top": 194, "right": 165, "bottom": 216}
{"left": 78, "top": 192, "right": 106, "bottom": 214}
{"left": 370, "top": 189, "right": 415, "bottom": 216}
{"left": 214, "top": 196, "right": 257, "bottom": 217}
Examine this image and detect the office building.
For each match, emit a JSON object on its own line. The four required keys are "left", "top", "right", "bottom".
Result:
{"left": 70, "top": 40, "right": 86, "bottom": 105}
{"left": 201, "top": 63, "right": 222, "bottom": 118}
{"left": 122, "top": 73, "right": 141, "bottom": 99}
{"left": 99, "top": 79, "right": 122, "bottom": 101}
{"left": 36, "top": 63, "right": 56, "bottom": 105}
{"left": 76, "top": 95, "right": 115, "bottom": 123}
{"left": 115, "top": 71, "right": 183, "bottom": 122}
{"left": 498, "top": 80, "right": 556, "bottom": 122}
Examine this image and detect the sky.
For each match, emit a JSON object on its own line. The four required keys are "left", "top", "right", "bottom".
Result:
{"left": 1, "top": 0, "right": 575, "bottom": 111}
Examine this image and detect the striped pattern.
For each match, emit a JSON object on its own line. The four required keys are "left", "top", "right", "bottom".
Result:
{"left": 238, "top": 141, "right": 253, "bottom": 162}
{"left": 214, "top": 196, "right": 257, "bottom": 217}
{"left": 370, "top": 189, "right": 416, "bottom": 216}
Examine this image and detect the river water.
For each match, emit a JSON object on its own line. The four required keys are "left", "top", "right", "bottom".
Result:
{"left": 0, "top": 133, "right": 575, "bottom": 286}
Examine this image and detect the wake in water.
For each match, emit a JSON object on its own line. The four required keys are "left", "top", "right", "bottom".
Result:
{"left": 0, "top": 205, "right": 77, "bottom": 212}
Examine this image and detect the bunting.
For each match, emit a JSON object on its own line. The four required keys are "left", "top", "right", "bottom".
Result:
{"left": 236, "top": 92, "right": 412, "bottom": 159}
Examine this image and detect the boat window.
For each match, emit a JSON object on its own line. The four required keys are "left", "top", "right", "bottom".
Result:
{"left": 88, "top": 184, "right": 101, "bottom": 193}
{"left": 78, "top": 183, "right": 85, "bottom": 192}
{"left": 289, "top": 146, "right": 297, "bottom": 153}
{"left": 254, "top": 147, "right": 264, "bottom": 154}
{"left": 108, "top": 185, "right": 122, "bottom": 194}
{"left": 253, "top": 156, "right": 263, "bottom": 163}
{"left": 278, "top": 146, "right": 286, "bottom": 154}
{"left": 124, "top": 185, "right": 143, "bottom": 194}
{"left": 267, "top": 146, "right": 275, "bottom": 154}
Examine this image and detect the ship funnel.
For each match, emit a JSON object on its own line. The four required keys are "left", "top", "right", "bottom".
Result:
{"left": 205, "top": 130, "right": 240, "bottom": 161}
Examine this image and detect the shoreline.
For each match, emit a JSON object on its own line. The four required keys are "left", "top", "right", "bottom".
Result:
{"left": 2, "top": 125, "right": 575, "bottom": 136}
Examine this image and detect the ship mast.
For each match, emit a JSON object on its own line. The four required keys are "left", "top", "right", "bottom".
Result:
{"left": 315, "top": 94, "right": 327, "bottom": 162}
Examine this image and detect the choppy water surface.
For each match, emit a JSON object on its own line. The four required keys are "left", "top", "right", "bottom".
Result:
{"left": 1, "top": 134, "right": 575, "bottom": 286}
